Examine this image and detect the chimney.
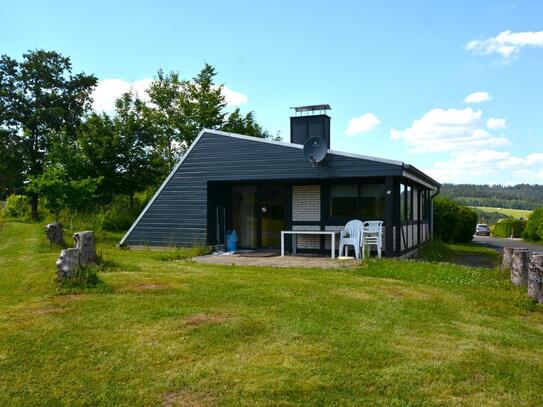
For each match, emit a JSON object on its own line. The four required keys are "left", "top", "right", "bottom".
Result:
{"left": 290, "top": 104, "right": 331, "bottom": 149}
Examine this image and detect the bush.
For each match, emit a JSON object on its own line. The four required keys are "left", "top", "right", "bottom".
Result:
{"left": 2, "top": 195, "right": 30, "bottom": 218}
{"left": 433, "top": 197, "right": 477, "bottom": 243}
{"left": 492, "top": 218, "right": 527, "bottom": 238}
{"left": 523, "top": 208, "right": 543, "bottom": 241}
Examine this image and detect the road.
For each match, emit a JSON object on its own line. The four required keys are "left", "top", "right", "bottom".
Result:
{"left": 473, "top": 235, "right": 543, "bottom": 255}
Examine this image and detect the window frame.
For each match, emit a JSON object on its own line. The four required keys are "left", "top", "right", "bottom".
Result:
{"left": 327, "top": 181, "right": 386, "bottom": 223}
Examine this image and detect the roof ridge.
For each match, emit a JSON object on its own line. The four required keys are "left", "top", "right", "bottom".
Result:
{"left": 203, "top": 128, "right": 404, "bottom": 166}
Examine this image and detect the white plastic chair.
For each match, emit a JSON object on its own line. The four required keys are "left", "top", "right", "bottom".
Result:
{"left": 339, "top": 220, "right": 364, "bottom": 259}
{"left": 362, "top": 221, "right": 383, "bottom": 258}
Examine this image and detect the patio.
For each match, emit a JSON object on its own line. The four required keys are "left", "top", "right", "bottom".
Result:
{"left": 193, "top": 253, "right": 361, "bottom": 269}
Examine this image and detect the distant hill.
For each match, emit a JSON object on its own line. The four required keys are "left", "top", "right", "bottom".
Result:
{"left": 441, "top": 183, "right": 543, "bottom": 210}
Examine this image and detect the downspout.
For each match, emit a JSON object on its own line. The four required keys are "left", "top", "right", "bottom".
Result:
{"left": 430, "top": 185, "right": 441, "bottom": 239}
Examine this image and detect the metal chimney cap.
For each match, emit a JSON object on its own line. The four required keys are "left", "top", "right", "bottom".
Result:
{"left": 290, "top": 104, "right": 331, "bottom": 114}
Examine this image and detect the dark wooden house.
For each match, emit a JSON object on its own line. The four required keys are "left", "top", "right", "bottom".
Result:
{"left": 121, "top": 106, "right": 440, "bottom": 257}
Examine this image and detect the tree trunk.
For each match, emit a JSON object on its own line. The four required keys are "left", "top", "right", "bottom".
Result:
{"left": 129, "top": 193, "right": 134, "bottom": 211}
{"left": 56, "top": 248, "right": 80, "bottom": 281}
{"left": 511, "top": 248, "right": 529, "bottom": 287}
{"left": 45, "top": 223, "right": 63, "bottom": 245}
{"left": 528, "top": 254, "right": 543, "bottom": 302}
{"left": 501, "top": 247, "right": 514, "bottom": 272}
{"left": 73, "top": 231, "right": 96, "bottom": 265}
{"left": 30, "top": 194, "right": 39, "bottom": 221}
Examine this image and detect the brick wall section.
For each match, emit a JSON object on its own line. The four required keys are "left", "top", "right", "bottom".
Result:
{"left": 292, "top": 185, "right": 320, "bottom": 221}
{"left": 292, "top": 185, "right": 321, "bottom": 250}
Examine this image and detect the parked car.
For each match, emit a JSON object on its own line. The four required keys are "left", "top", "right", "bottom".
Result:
{"left": 475, "top": 224, "right": 490, "bottom": 236}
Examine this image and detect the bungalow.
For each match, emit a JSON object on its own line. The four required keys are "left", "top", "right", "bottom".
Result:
{"left": 120, "top": 105, "right": 440, "bottom": 257}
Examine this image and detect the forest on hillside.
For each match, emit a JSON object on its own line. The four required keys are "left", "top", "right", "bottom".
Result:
{"left": 441, "top": 183, "right": 543, "bottom": 210}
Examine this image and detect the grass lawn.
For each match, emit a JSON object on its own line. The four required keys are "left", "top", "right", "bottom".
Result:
{"left": 470, "top": 206, "right": 533, "bottom": 219}
{"left": 1, "top": 221, "right": 543, "bottom": 406}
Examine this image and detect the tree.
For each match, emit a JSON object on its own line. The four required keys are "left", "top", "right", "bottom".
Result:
{"left": 27, "top": 165, "right": 100, "bottom": 222}
{"left": 182, "top": 64, "right": 226, "bottom": 144}
{"left": 145, "top": 64, "right": 231, "bottom": 173}
{"left": 145, "top": 70, "right": 187, "bottom": 172}
{"left": 0, "top": 128, "right": 24, "bottom": 198}
{"left": 0, "top": 50, "right": 97, "bottom": 219}
{"left": 222, "top": 108, "right": 273, "bottom": 139}
{"left": 114, "top": 92, "right": 160, "bottom": 209}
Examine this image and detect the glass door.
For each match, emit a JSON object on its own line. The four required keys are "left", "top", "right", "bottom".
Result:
{"left": 259, "top": 186, "right": 287, "bottom": 249}
{"left": 231, "top": 186, "right": 257, "bottom": 248}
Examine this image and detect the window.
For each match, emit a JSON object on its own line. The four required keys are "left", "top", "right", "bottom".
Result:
{"left": 360, "top": 184, "right": 385, "bottom": 219}
{"left": 330, "top": 184, "right": 385, "bottom": 220}
{"left": 330, "top": 185, "right": 358, "bottom": 218}
{"left": 413, "top": 188, "right": 418, "bottom": 221}
{"left": 400, "top": 184, "right": 406, "bottom": 222}
{"left": 407, "top": 186, "right": 412, "bottom": 221}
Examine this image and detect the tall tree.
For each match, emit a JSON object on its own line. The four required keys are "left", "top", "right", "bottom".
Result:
{"left": 145, "top": 64, "right": 228, "bottom": 173}
{"left": 222, "top": 108, "right": 272, "bottom": 139}
{"left": 0, "top": 50, "right": 97, "bottom": 219}
{"left": 114, "top": 92, "right": 159, "bottom": 209}
{"left": 0, "top": 128, "right": 24, "bottom": 198}
{"left": 145, "top": 70, "right": 187, "bottom": 172}
{"left": 182, "top": 64, "right": 226, "bottom": 144}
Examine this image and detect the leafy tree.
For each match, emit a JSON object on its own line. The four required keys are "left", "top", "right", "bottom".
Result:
{"left": 27, "top": 166, "right": 100, "bottom": 222}
{"left": 0, "top": 128, "right": 24, "bottom": 198}
{"left": 223, "top": 108, "right": 272, "bottom": 139}
{"left": 114, "top": 92, "right": 160, "bottom": 209}
{"left": 0, "top": 50, "right": 97, "bottom": 219}
{"left": 145, "top": 70, "right": 187, "bottom": 171}
{"left": 182, "top": 64, "right": 226, "bottom": 144}
{"left": 145, "top": 64, "right": 273, "bottom": 173}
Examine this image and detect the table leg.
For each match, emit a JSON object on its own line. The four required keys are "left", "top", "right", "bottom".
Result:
{"left": 331, "top": 233, "right": 335, "bottom": 259}
{"left": 281, "top": 232, "right": 284, "bottom": 257}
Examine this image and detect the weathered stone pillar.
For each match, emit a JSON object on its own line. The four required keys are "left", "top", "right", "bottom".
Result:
{"left": 528, "top": 254, "right": 543, "bottom": 302}
{"left": 45, "top": 223, "right": 63, "bottom": 245}
{"left": 73, "top": 231, "right": 96, "bottom": 265}
{"left": 56, "top": 248, "right": 80, "bottom": 281}
{"left": 501, "top": 247, "right": 514, "bottom": 272}
{"left": 511, "top": 248, "right": 529, "bottom": 287}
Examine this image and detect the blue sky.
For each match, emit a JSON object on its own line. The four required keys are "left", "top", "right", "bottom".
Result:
{"left": 1, "top": 0, "right": 543, "bottom": 184}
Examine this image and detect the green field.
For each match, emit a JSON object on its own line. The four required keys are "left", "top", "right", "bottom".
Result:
{"left": 1, "top": 221, "right": 543, "bottom": 406}
{"left": 469, "top": 206, "right": 532, "bottom": 219}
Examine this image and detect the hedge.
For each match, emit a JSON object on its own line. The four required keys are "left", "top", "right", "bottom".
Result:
{"left": 523, "top": 208, "right": 543, "bottom": 241}
{"left": 433, "top": 197, "right": 478, "bottom": 243}
{"left": 492, "top": 218, "right": 526, "bottom": 238}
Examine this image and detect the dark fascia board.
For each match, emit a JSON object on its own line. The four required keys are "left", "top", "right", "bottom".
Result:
{"left": 402, "top": 164, "right": 440, "bottom": 190}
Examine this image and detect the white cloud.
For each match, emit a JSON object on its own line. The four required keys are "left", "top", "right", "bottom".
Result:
{"left": 92, "top": 78, "right": 248, "bottom": 112}
{"left": 346, "top": 113, "right": 381, "bottom": 136}
{"left": 486, "top": 117, "right": 506, "bottom": 129}
{"left": 222, "top": 86, "right": 248, "bottom": 106}
{"left": 92, "top": 78, "right": 152, "bottom": 112}
{"left": 466, "top": 30, "right": 543, "bottom": 61}
{"left": 424, "top": 150, "right": 543, "bottom": 183}
{"left": 390, "top": 107, "right": 509, "bottom": 153}
{"left": 464, "top": 91, "right": 491, "bottom": 104}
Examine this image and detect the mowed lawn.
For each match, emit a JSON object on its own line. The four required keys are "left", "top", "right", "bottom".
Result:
{"left": 1, "top": 222, "right": 543, "bottom": 406}
{"left": 470, "top": 206, "right": 533, "bottom": 219}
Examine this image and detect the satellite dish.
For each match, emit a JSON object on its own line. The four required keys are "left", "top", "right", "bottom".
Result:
{"left": 303, "top": 136, "right": 327, "bottom": 166}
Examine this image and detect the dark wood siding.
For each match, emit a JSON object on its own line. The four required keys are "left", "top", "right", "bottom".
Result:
{"left": 123, "top": 132, "right": 404, "bottom": 246}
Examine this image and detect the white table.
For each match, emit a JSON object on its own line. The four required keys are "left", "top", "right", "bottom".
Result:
{"left": 280, "top": 230, "right": 339, "bottom": 259}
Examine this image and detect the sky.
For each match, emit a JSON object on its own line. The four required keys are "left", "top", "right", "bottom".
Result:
{"left": 1, "top": 0, "right": 543, "bottom": 185}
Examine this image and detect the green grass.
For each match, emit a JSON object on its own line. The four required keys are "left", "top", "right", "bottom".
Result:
{"left": 470, "top": 206, "right": 533, "bottom": 219}
{"left": 1, "top": 221, "right": 543, "bottom": 406}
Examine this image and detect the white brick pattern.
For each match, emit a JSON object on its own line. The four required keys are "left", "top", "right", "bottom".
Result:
{"left": 292, "top": 185, "right": 320, "bottom": 221}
